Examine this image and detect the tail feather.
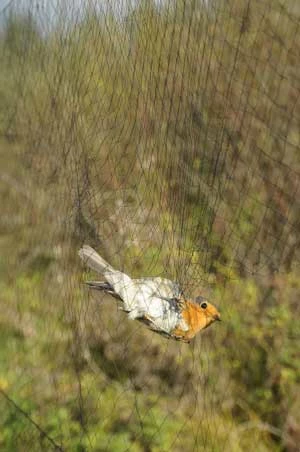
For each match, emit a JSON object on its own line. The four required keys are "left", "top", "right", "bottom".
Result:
{"left": 78, "top": 245, "right": 114, "bottom": 274}
{"left": 79, "top": 245, "right": 134, "bottom": 308}
{"left": 84, "top": 281, "right": 122, "bottom": 301}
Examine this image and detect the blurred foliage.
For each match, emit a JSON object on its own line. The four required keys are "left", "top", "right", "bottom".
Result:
{"left": 0, "top": 1, "right": 300, "bottom": 451}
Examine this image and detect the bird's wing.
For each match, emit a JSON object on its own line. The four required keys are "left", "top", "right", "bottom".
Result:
{"left": 132, "top": 277, "right": 182, "bottom": 299}
{"left": 79, "top": 247, "right": 185, "bottom": 329}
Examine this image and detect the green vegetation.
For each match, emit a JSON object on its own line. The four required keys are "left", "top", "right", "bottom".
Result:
{"left": 0, "top": 1, "right": 299, "bottom": 451}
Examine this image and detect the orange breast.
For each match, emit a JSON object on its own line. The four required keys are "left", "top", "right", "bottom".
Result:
{"left": 173, "top": 300, "right": 210, "bottom": 341}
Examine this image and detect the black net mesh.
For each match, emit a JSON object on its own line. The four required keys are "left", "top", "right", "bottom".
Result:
{"left": 1, "top": 1, "right": 299, "bottom": 451}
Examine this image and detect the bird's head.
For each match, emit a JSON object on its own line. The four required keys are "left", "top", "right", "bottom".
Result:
{"left": 194, "top": 295, "right": 221, "bottom": 326}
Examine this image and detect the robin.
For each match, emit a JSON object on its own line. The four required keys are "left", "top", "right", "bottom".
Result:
{"left": 79, "top": 245, "right": 221, "bottom": 343}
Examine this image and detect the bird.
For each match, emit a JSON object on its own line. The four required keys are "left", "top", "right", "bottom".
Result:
{"left": 78, "top": 245, "right": 221, "bottom": 343}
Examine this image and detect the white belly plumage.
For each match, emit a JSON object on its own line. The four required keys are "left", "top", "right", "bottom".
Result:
{"left": 78, "top": 245, "right": 189, "bottom": 335}
{"left": 103, "top": 271, "right": 183, "bottom": 332}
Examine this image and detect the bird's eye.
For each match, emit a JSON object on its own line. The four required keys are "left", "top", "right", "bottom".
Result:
{"left": 201, "top": 302, "right": 207, "bottom": 309}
